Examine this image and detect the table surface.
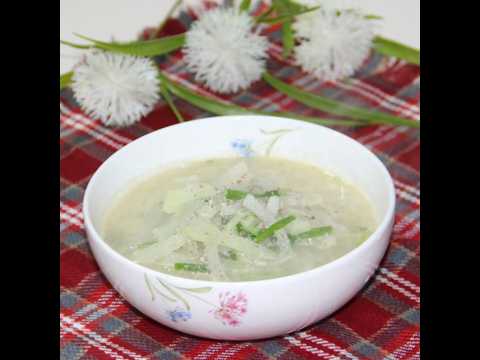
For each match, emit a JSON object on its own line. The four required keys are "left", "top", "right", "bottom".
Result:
{"left": 60, "top": 0, "right": 420, "bottom": 74}
{"left": 60, "top": 9, "right": 420, "bottom": 358}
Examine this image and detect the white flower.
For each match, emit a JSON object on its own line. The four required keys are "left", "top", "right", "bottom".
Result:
{"left": 71, "top": 50, "right": 160, "bottom": 127}
{"left": 293, "top": 8, "right": 376, "bottom": 81}
{"left": 183, "top": 7, "right": 269, "bottom": 94}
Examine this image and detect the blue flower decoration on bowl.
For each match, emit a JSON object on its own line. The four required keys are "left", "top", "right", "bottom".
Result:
{"left": 167, "top": 307, "right": 192, "bottom": 322}
{"left": 231, "top": 139, "right": 254, "bottom": 157}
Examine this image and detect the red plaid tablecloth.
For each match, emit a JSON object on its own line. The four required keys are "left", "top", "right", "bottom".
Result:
{"left": 60, "top": 9, "right": 420, "bottom": 360}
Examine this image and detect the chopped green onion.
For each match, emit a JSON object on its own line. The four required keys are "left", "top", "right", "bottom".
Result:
{"left": 256, "top": 190, "right": 281, "bottom": 198}
{"left": 174, "top": 263, "right": 209, "bottom": 273}
{"left": 236, "top": 222, "right": 258, "bottom": 240}
{"left": 225, "top": 189, "right": 248, "bottom": 200}
{"left": 289, "top": 226, "right": 332, "bottom": 244}
{"left": 225, "top": 189, "right": 281, "bottom": 201}
{"left": 255, "top": 215, "right": 296, "bottom": 243}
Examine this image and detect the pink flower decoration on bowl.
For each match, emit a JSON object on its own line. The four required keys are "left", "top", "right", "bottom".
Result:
{"left": 211, "top": 291, "right": 248, "bottom": 326}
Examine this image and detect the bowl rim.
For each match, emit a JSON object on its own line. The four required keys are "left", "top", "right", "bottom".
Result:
{"left": 83, "top": 115, "right": 396, "bottom": 286}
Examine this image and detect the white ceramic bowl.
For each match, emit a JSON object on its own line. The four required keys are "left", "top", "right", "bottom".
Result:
{"left": 83, "top": 115, "right": 395, "bottom": 341}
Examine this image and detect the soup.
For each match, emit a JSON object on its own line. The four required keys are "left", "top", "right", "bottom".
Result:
{"left": 102, "top": 157, "right": 377, "bottom": 281}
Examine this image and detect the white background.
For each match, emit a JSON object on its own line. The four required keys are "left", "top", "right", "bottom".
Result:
{"left": 60, "top": 0, "right": 420, "bottom": 74}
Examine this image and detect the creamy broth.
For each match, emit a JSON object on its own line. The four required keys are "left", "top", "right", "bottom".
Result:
{"left": 102, "top": 157, "right": 377, "bottom": 281}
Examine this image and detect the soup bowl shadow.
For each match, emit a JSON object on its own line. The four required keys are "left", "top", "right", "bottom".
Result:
{"left": 83, "top": 115, "right": 395, "bottom": 340}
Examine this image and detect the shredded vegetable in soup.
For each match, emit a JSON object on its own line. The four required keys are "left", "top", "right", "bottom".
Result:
{"left": 102, "top": 157, "right": 377, "bottom": 281}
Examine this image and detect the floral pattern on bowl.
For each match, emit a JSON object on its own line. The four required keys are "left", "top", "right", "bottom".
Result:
{"left": 230, "top": 139, "right": 254, "bottom": 157}
{"left": 144, "top": 274, "right": 248, "bottom": 327}
{"left": 167, "top": 307, "right": 192, "bottom": 322}
{"left": 211, "top": 291, "right": 248, "bottom": 327}
{"left": 231, "top": 128, "right": 297, "bottom": 158}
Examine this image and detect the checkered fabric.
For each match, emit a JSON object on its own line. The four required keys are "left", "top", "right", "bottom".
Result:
{"left": 60, "top": 6, "right": 420, "bottom": 360}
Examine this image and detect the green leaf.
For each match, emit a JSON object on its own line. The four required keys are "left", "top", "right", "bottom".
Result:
{"left": 73, "top": 33, "right": 185, "bottom": 57}
{"left": 255, "top": 215, "right": 296, "bottom": 243}
{"left": 373, "top": 36, "right": 420, "bottom": 65}
{"left": 159, "top": 73, "right": 363, "bottom": 127}
{"left": 263, "top": 72, "right": 419, "bottom": 128}
{"left": 240, "top": 0, "right": 251, "bottom": 12}
{"left": 159, "top": 80, "right": 185, "bottom": 122}
{"left": 60, "top": 71, "right": 74, "bottom": 90}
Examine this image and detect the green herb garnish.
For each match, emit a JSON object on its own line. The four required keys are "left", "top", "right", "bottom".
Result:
{"left": 255, "top": 215, "right": 296, "bottom": 243}
{"left": 289, "top": 226, "right": 333, "bottom": 244}
{"left": 236, "top": 222, "right": 258, "bottom": 240}
{"left": 225, "top": 189, "right": 281, "bottom": 201}
{"left": 256, "top": 190, "right": 281, "bottom": 198}
{"left": 225, "top": 189, "right": 248, "bottom": 200}
{"left": 174, "top": 263, "right": 209, "bottom": 273}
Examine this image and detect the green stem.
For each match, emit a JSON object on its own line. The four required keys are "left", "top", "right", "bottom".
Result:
{"left": 262, "top": 72, "right": 419, "bottom": 128}
{"left": 159, "top": 73, "right": 364, "bottom": 127}
{"left": 160, "top": 80, "right": 185, "bottom": 122}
